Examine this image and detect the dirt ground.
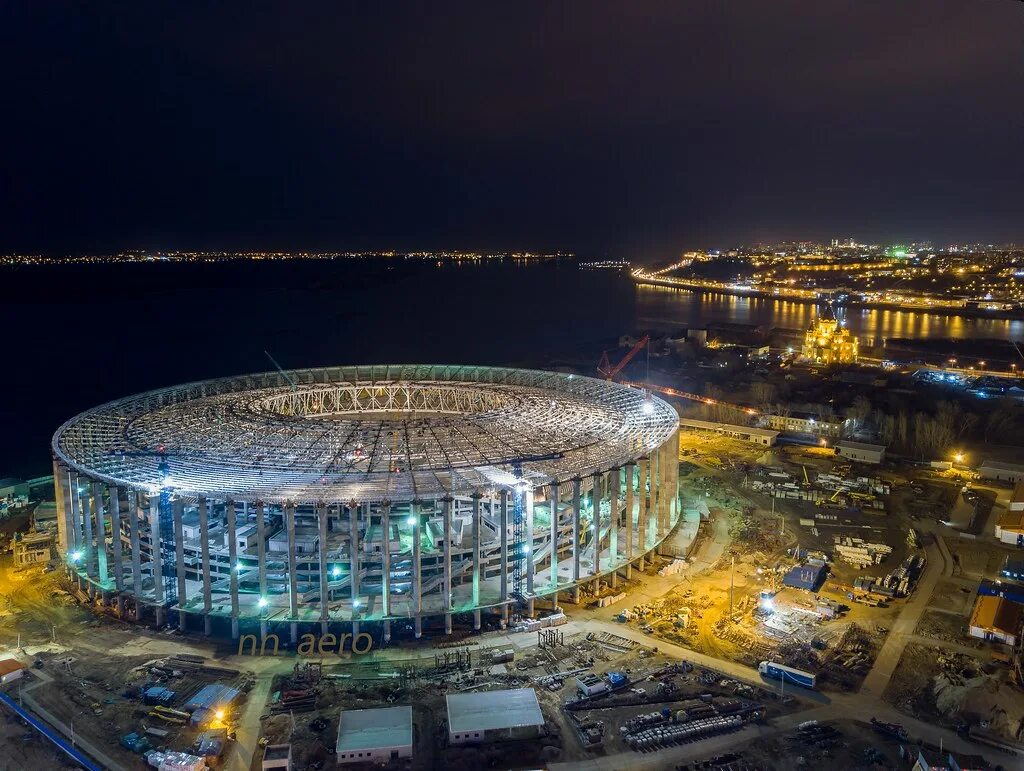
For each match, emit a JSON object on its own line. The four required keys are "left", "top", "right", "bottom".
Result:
{"left": 616, "top": 436, "right": 907, "bottom": 693}
{"left": 694, "top": 719, "right": 906, "bottom": 770}
{"left": 0, "top": 706, "right": 83, "bottom": 771}
{"left": 883, "top": 643, "right": 1024, "bottom": 744}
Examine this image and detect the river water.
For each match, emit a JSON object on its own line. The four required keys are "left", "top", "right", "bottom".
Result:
{"left": 635, "top": 283, "right": 1024, "bottom": 345}
{"left": 2, "top": 258, "right": 1021, "bottom": 476}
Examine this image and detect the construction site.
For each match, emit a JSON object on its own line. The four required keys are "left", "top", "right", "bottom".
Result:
{"left": 1, "top": 357, "right": 1023, "bottom": 770}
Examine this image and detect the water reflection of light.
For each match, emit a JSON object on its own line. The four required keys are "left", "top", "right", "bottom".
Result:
{"left": 635, "top": 284, "right": 1021, "bottom": 341}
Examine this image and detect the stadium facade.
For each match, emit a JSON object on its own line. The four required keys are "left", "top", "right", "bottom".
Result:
{"left": 51, "top": 365, "right": 680, "bottom": 642}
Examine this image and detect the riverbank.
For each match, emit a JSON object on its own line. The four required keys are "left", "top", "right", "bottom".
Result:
{"left": 633, "top": 272, "right": 1024, "bottom": 323}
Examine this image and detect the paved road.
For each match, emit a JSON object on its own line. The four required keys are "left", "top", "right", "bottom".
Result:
{"left": 226, "top": 666, "right": 274, "bottom": 771}
{"left": 860, "top": 538, "right": 945, "bottom": 697}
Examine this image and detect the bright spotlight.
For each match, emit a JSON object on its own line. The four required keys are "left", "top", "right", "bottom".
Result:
{"left": 406, "top": 515, "right": 417, "bottom": 526}
{"left": 641, "top": 398, "right": 654, "bottom": 415}
{"left": 331, "top": 566, "right": 342, "bottom": 578}
{"left": 70, "top": 550, "right": 83, "bottom": 562}
{"left": 257, "top": 596, "right": 268, "bottom": 608}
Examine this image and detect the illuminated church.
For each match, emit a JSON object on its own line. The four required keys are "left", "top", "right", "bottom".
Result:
{"left": 802, "top": 305, "right": 858, "bottom": 364}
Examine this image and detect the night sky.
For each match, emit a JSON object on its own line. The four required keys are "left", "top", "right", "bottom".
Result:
{"left": 2, "top": 2, "right": 1021, "bottom": 258}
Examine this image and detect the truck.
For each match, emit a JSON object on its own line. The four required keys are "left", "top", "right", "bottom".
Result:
{"left": 758, "top": 661, "right": 816, "bottom": 689}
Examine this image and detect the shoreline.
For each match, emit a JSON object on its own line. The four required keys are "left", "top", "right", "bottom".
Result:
{"left": 633, "top": 273, "right": 1024, "bottom": 323}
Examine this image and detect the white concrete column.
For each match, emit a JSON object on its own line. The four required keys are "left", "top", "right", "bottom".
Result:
{"left": 624, "top": 462, "right": 635, "bottom": 579}
{"left": 381, "top": 501, "right": 392, "bottom": 643}
{"left": 108, "top": 485, "right": 124, "bottom": 591}
{"left": 442, "top": 496, "right": 453, "bottom": 635}
{"left": 148, "top": 496, "right": 164, "bottom": 621}
{"left": 317, "top": 503, "right": 329, "bottom": 635}
{"left": 571, "top": 478, "right": 582, "bottom": 603}
{"left": 227, "top": 499, "right": 239, "bottom": 639}
{"left": 69, "top": 472, "right": 84, "bottom": 556}
{"left": 638, "top": 457, "right": 649, "bottom": 570}
{"left": 53, "top": 460, "right": 70, "bottom": 554}
{"left": 128, "top": 491, "right": 143, "bottom": 611}
{"left": 91, "top": 482, "right": 108, "bottom": 584}
{"left": 284, "top": 501, "right": 297, "bottom": 643}
{"left": 650, "top": 447, "right": 660, "bottom": 544}
{"left": 411, "top": 502, "right": 423, "bottom": 638}
{"left": 591, "top": 471, "right": 602, "bottom": 576}
{"left": 525, "top": 487, "right": 535, "bottom": 594}
{"left": 499, "top": 490, "right": 509, "bottom": 627}
{"left": 199, "top": 498, "right": 212, "bottom": 635}
{"left": 173, "top": 498, "right": 187, "bottom": 630}
{"left": 349, "top": 501, "right": 360, "bottom": 638}
{"left": 256, "top": 501, "right": 267, "bottom": 603}
{"left": 549, "top": 482, "right": 560, "bottom": 595}
{"left": 81, "top": 486, "right": 95, "bottom": 578}
{"left": 609, "top": 468, "right": 620, "bottom": 588}
{"left": 471, "top": 493, "right": 482, "bottom": 631}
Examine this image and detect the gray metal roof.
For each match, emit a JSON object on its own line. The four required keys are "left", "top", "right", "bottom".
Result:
{"left": 335, "top": 705, "right": 413, "bottom": 752}
{"left": 52, "top": 364, "right": 678, "bottom": 504}
{"left": 835, "top": 440, "right": 886, "bottom": 453}
{"left": 446, "top": 688, "right": 544, "bottom": 734}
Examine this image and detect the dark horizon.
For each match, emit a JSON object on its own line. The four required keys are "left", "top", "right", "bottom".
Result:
{"left": 2, "top": 2, "right": 1022, "bottom": 261}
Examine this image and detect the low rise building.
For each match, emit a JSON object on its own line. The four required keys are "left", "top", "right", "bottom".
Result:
{"left": 763, "top": 412, "right": 844, "bottom": 437}
{"left": 12, "top": 531, "right": 52, "bottom": 566}
{"left": 0, "top": 659, "right": 25, "bottom": 685}
{"left": 679, "top": 418, "right": 778, "bottom": 446}
{"left": 834, "top": 440, "right": 886, "bottom": 465}
{"left": 1010, "top": 481, "right": 1024, "bottom": 511}
{"left": 968, "top": 595, "right": 1023, "bottom": 646}
{"left": 446, "top": 688, "right": 544, "bottom": 744}
{"left": 995, "top": 510, "right": 1024, "bottom": 547}
{"left": 261, "top": 744, "right": 291, "bottom": 771}
{"left": 978, "top": 459, "right": 1024, "bottom": 484}
{"left": 335, "top": 705, "right": 413, "bottom": 766}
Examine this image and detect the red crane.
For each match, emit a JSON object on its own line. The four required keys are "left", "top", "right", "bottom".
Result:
{"left": 597, "top": 335, "right": 649, "bottom": 380}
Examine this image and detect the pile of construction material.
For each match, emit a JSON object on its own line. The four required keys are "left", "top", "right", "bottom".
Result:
{"left": 658, "top": 559, "right": 687, "bottom": 577}
{"left": 856, "top": 554, "right": 925, "bottom": 598}
{"left": 832, "top": 536, "right": 891, "bottom": 568}
{"left": 596, "top": 592, "right": 626, "bottom": 608}
{"left": 624, "top": 714, "right": 744, "bottom": 751}
{"left": 816, "top": 473, "right": 889, "bottom": 497}
{"left": 143, "top": 750, "right": 206, "bottom": 771}
{"left": 511, "top": 611, "right": 568, "bottom": 632}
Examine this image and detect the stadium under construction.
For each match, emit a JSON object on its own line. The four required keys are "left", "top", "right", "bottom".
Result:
{"left": 50, "top": 365, "right": 680, "bottom": 642}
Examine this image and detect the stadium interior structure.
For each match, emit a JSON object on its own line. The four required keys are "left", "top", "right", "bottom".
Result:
{"left": 51, "top": 365, "right": 680, "bottom": 642}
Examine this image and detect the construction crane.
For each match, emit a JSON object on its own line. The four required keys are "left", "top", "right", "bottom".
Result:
{"left": 507, "top": 452, "right": 564, "bottom": 602}
{"left": 597, "top": 335, "right": 649, "bottom": 380}
{"left": 108, "top": 446, "right": 197, "bottom": 605}
{"left": 621, "top": 380, "right": 760, "bottom": 417}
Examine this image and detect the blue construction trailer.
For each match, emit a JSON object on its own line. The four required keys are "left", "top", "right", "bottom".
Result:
{"left": 758, "top": 661, "right": 817, "bottom": 689}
